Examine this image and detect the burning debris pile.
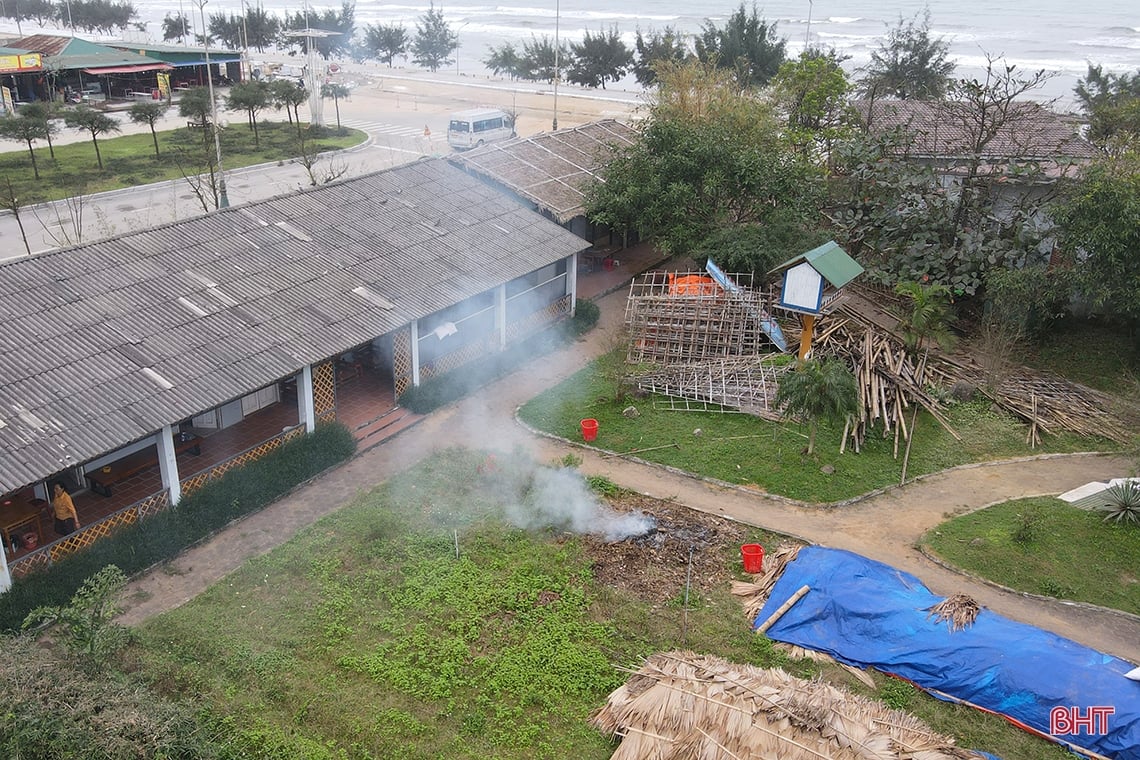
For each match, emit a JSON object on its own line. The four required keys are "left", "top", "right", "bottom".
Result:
{"left": 479, "top": 455, "right": 654, "bottom": 542}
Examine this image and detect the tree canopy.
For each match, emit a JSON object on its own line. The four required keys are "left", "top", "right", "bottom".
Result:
{"left": 63, "top": 106, "right": 120, "bottom": 170}
{"left": 363, "top": 22, "right": 409, "bottom": 66}
{"left": 694, "top": 2, "right": 786, "bottom": 89}
{"left": 0, "top": 115, "right": 49, "bottom": 180}
{"left": 161, "top": 12, "right": 189, "bottom": 43}
{"left": 127, "top": 100, "right": 169, "bottom": 158}
{"left": 775, "top": 359, "right": 858, "bottom": 455}
{"left": 586, "top": 60, "right": 821, "bottom": 255}
{"left": 769, "top": 48, "right": 855, "bottom": 164}
{"left": 484, "top": 43, "right": 523, "bottom": 80}
{"left": 860, "top": 10, "right": 955, "bottom": 100}
{"left": 280, "top": 1, "right": 355, "bottom": 59}
{"left": 1055, "top": 146, "right": 1140, "bottom": 337}
{"left": 56, "top": 0, "right": 137, "bottom": 33}
{"left": 1075, "top": 64, "right": 1140, "bottom": 144}
{"left": 226, "top": 81, "right": 270, "bottom": 146}
{"left": 632, "top": 27, "right": 690, "bottom": 87}
{"left": 412, "top": 4, "right": 457, "bottom": 72}
{"left": 566, "top": 26, "right": 633, "bottom": 89}
{"left": 520, "top": 35, "right": 569, "bottom": 82}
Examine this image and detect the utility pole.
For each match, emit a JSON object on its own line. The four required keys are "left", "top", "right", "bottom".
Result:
{"left": 805, "top": 0, "right": 813, "bottom": 49}
{"left": 240, "top": 0, "right": 252, "bottom": 80}
{"left": 552, "top": 0, "right": 559, "bottom": 131}
{"left": 194, "top": 0, "right": 229, "bottom": 209}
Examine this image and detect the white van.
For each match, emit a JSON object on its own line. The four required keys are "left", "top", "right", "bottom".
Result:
{"left": 447, "top": 108, "right": 515, "bottom": 150}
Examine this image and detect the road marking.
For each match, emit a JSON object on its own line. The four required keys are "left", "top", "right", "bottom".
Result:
{"left": 339, "top": 119, "right": 426, "bottom": 138}
{"left": 370, "top": 145, "right": 430, "bottom": 156}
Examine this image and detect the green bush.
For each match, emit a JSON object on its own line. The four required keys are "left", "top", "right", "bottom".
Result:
{"left": 568, "top": 298, "right": 600, "bottom": 336}
{"left": 0, "top": 633, "right": 227, "bottom": 759}
{"left": 400, "top": 301, "right": 600, "bottom": 414}
{"left": 0, "top": 423, "right": 356, "bottom": 632}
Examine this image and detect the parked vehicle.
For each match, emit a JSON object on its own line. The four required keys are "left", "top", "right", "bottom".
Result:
{"left": 447, "top": 108, "right": 515, "bottom": 150}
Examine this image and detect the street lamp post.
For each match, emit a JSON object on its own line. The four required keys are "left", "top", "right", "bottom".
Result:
{"left": 194, "top": 0, "right": 229, "bottom": 209}
{"left": 456, "top": 21, "right": 470, "bottom": 77}
{"left": 552, "top": 0, "right": 559, "bottom": 131}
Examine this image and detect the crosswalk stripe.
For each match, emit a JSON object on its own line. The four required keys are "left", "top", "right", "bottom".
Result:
{"left": 340, "top": 119, "right": 425, "bottom": 137}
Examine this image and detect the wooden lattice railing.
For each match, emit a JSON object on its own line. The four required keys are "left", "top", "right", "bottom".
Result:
{"left": 10, "top": 490, "right": 170, "bottom": 578}
{"left": 8, "top": 425, "right": 307, "bottom": 580}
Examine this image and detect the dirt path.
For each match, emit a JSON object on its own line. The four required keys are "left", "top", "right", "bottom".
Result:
{"left": 117, "top": 289, "right": 1140, "bottom": 663}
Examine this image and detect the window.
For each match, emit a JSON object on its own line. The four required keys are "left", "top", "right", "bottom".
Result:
{"left": 473, "top": 117, "right": 504, "bottom": 133}
{"left": 449, "top": 120, "right": 471, "bottom": 133}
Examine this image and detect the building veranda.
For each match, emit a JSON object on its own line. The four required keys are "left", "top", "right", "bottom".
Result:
{"left": 0, "top": 157, "right": 587, "bottom": 587}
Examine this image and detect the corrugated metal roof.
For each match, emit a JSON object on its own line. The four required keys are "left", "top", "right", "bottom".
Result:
{"left": 855, "top": 100, "right": 1097, "bottom": 162}
{"left": 449, "top": 119, "right": 639, "bottom": 224}
{"left": 9, "top": 34, "right": 167, "bottom": 71}
{"left": 0, "top": 158, "right": 587, "bottom": 493}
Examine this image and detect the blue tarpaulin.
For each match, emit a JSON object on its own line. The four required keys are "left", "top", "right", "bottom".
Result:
{"left": 754, "top": 547, "right": 1140, "bottom": 759}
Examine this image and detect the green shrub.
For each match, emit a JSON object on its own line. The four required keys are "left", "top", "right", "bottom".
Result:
{"left": 568, "top": 298, "right": 600, "bottom": 336}
{"left": 1011, "top": 505, "right": 1042, "bottom": 545}
{"left": 1098, "top": 480, "right": 1140, "bottom": 524}
{"left": 0, "top": 633, "right": 227, "bottom": 759}
{"left": 0, "top": 423, "right": 356, "bottom": 632}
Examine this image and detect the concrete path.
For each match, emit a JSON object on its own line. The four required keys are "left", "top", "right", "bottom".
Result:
{"left": 117, "top": 288, "right": 1140, "bottom": 664}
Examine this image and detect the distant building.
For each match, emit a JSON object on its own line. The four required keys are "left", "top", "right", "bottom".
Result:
{"left": 855, "top": 98, "right": 1096, "bottom": 184}
{"left": 450, "top": 119, "right": 639, "bottom": 246}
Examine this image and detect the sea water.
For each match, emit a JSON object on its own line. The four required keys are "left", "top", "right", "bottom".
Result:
{"left": 9, "top": 1, "right": 1139, "bottom": 108}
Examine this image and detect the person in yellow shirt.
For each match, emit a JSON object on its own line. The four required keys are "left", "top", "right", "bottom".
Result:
{"left": 51, "top": 482, "right": 80, "bottom": 536}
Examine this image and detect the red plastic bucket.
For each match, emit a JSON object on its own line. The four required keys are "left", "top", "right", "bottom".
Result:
{"left": 580, "top": 418, "right": 599, "bottom": 442}
{"left": 741, "top": 543, "right": 764, "bottom": 573}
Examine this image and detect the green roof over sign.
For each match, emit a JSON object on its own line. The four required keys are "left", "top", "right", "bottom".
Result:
{"left": 46, "top": 37, "right": 166, "bottom": 70}
{"left": 771, "top": 240, "right": 864, "bottom": 289}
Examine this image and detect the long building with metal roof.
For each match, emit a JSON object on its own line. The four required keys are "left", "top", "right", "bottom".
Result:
{"left": 0, "top": 157, "right": 587, "bottom": 496}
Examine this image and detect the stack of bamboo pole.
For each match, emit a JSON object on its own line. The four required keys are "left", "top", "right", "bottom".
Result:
{"left": 816, "top": 303, "right": 1134, "bottom": 448}
{"left": 814, "top": 314, "right": 959, "bottom": 454}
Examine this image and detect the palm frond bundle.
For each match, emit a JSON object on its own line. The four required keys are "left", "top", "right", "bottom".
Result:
{"left": 925, "top": 593, "right": 982, "bottom": 632}
{"left": 592, "top": 651, "right": 983, "bottom": 760}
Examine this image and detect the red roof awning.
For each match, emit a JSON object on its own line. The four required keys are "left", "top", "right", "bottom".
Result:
{"left": 82, "top": 63, "right": 173, "bottom": 75}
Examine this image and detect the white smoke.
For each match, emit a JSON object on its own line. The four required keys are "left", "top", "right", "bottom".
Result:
{"left": 501, "top": 464, "right": 654, "bottom": 541}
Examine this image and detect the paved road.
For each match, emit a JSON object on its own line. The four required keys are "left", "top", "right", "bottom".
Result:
{"left": 117, "top": 287, "right": 1140, "bottom": 666}
{"left": 0, "top": 70, "right": 638, "bottom": 260}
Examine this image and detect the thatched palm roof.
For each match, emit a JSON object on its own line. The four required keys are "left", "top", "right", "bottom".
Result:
{"left": 592, "top": 650, "right": 982, "bottom": 759}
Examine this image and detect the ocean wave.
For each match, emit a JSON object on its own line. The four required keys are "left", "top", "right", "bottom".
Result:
{"left": 827, "top": 17, "right": 861, "bottom": 24}
{"left": 1074, "top": 36, "right": 1140, "bottom": 50}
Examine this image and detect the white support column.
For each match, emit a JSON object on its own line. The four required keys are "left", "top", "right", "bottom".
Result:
{"left": 0, "top": 538, "right": 12, "bottom": 593}
{"left": 298, "top": 364, "right": 315, "bottom": 433}
{"left": 567, "top": 252, "right": 578, "bottom": 316}
{"left": 156, "top": 424, "right": 182, "bottom": 506}
{"left": 496, "top": 284, "right": 508, "bottom": 350}
{"left": 410, "top": 320, "right": 421, "bottom": 387}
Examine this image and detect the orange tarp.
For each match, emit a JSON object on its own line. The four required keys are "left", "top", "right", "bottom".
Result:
{"left": 668, "top": 274, "right": 721, "bottom": 296}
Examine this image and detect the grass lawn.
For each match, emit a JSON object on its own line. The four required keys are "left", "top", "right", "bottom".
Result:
{"left": 517, "top": 351, "right": 1113, "bottom": 503}
{"left": 128, "top": 449, "right": 1070, "bottom": 760}
{"left": 1, "top": 120, "right": 365, "bottom": 203}
{"left": 923, "top": 497, "right": 1140, "bottom": 614}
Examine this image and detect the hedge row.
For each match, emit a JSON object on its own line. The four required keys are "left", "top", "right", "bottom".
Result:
{"left": 400, "top": 298, "right": 600, "bottom": 414}
{"left": 0, "top": 422, "right": 356, "bottom": 632}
